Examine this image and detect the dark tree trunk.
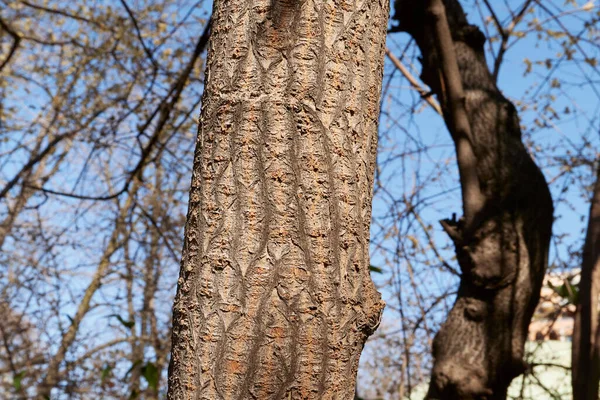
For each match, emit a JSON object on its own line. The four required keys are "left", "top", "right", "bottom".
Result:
{"left": 167, "top": 0, "right": 389, "bottom": 398}
{"left": 572, "top": 163, "right": 600, "bottom": 400}
{"left": 393, "top": 1, "right": 554, "bottom": 398}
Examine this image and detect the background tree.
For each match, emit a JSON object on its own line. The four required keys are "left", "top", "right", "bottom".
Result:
{"left": 1, "top": 1, "right": 210, "bottom": 398}
{"left": 358, "top": 1, "right": 599, "bottom": 399}
{"left": 393, "top": 0, "right": 554, "bottom": 397}
{"left": 166, "top": 0, "right": 389, "bottom": 397}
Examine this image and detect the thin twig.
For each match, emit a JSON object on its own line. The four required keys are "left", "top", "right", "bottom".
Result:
{"left": 119, "top": 0, "right": 158, "bottom": 67}
{"left": 0, "top": 17, "right": 21, "bottom": 72}
{"left": 385, "top": 48, "right": 443, "bottom": 116}
{"left": 27, "top": 20, "right": 212, "bottom": 201}
{"left": 492, "top": 0, "right": 534, "bottom": 81}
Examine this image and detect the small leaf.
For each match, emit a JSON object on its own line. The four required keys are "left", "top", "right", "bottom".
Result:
{"left": 369, "top": 265, "right": 383, "bottom": 274}
{"left": 524, "top": 58, "right": 532, "bottom": 75}
{"left": 108, "top": 314, "right": 135, "bottom": 329}
{"left": 407, "top": 235, "right": 419, "bottom": 248}
{"left": 582, "top": 1, "right": 594, "bottom": 11}
{"left": 124, "top": 360, "right": 143, "bottom": 379}
{"left": 101, "top": 365, "right": 112, "bottom": 383}
{"left": 13, "top": 371, "right": 25, "bottom": 391}
{"left": 141, "top": 362, "right": 159, "bottom": 391}
{"left": 549, "top": 280, "right": 579, "bottom": 304}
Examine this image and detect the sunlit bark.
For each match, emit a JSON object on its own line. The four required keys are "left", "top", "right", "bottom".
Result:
{"left": 168, "top": 0, "right": 389, "bottom": 397}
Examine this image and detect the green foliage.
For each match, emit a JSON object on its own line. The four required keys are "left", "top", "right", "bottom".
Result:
{"left": 548, "top": 279, "right": 579, "bottom": 305}
{"left": 108, "top": 314, "right": 135, "bottom": 330}
{"left": 12, "top": 371, "right": 25, "bottom": 392}
{"left": 100, "top": 364, "right": 112, "bottom": 384}
{"left": 141, "top": 362, "right": 159, "bottom": 391}
{"left": 369, "top": 265, "right": 384, "bottom": 274}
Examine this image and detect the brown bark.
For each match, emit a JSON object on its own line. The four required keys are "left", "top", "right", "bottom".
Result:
{"left": 394, "top": 1, "right": 553, "bottom": 399}
{"left": 167, "top": 0, "right": 389, "bottom": 398}
{"left": 423, "top": 0, "right": 484, "bottom": 231}
{"left": 573, "top": 163, "right": 600, "bottom": 400}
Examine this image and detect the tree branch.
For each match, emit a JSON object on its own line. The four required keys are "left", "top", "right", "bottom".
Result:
{"left": 0, "top": 17, "right": 21, "bottom": 73}
{"left": 385, "top": 48, "right": 443, "bottom": 115}
{"left": 491, "top": 0, "right": 533, "bottom": 81}
{"left": 26, "top": 19, "right": 211, "bottom": 201}
{"left": 426, "top": 0, "right": 485, "bottom": 229}
{"left": 118, "top": 0, "right": 158, "bottom": 67}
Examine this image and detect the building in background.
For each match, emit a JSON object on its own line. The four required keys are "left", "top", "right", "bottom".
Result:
{"left": 508, "top": 270, "right": 579, "bottom": 399}
{"left": 528, "top": 271, "right": 578, "bottom": 342}
{"left": 404, "top": 270, "right": 579, "bottom": 400}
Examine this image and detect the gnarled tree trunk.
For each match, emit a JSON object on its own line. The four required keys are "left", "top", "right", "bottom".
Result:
{"left": 167, "top": 0, "right": 388, "bottom": 398}
{"left": 572, "top": 162, "right": 600, "bottom": 400}
{"left": 394, "top": 0, "right": 553, "bottom": 398}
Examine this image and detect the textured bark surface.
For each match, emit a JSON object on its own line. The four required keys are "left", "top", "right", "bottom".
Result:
{"left": 572, "top": 163, "right": 600, "bottom": 400}
{"left": 167, "top": 0, "right": 388, "bottom": 398}
{"left": 394, "top": 1, "right": 554, "bottom": 399}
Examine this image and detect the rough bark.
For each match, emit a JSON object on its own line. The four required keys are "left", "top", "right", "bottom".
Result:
{"left": 167, "top": 0, "right": 388, "bottom": 398}
{"left": 393, "top": 1, "right": 553, "bottom": 399}
{"left": 573, "top": 163, "right": 600, "bottom": 400}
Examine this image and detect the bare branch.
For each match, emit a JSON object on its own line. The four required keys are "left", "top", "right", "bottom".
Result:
{"left": 426, "top": 0, "right": 485, "bottom": 228}
{"left": 0, "top": 17, "right": 21, "bottom": 73}
{"left": 385, "top": 48, "right": 443, "bottom": 115}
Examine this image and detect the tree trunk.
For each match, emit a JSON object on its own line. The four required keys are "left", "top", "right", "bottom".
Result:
{"left": 573, "top": 162, "right": 600, "bottom": 400}
{"left": 167, "top": 0, "right": 388, "bottom": 398}
{"left": 393, "top": 1, "right": 553, "bottom": 398}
